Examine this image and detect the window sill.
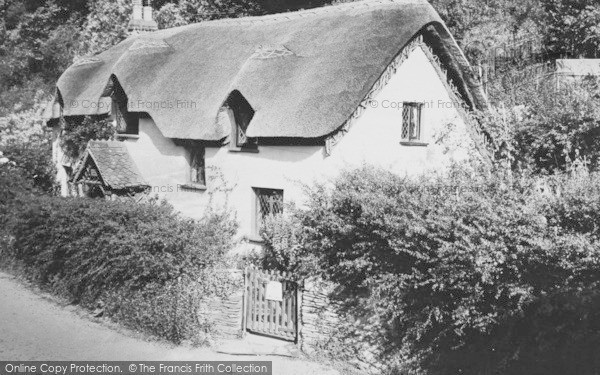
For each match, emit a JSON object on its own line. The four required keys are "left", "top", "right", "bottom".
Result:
{"left": 229, "top": 146, "right": 259, "bottom": 153}
{"left": 116, "top": 133, "right": 140, "bottom": 140}
{"left": 247, "top": 235, "right": 264, "bottom": 243}
{"left": 400, "top": 141, "right": 429, "bottom": 147}
{"left": 178, "top": 183, "right": 207, "bottom": 191}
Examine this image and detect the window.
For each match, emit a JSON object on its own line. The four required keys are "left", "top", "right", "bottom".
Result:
{"left": 227, "top": 91, "right": 257, "bottom": 151}
{"left": 115, "top": 101, "right": 139, "bottom": 136}
{"left": 111, "top": 79, "right": 139, "bottom": 136}
{"left": 189, "top": 146, "right": 206, "bottom": 187}
{"left": 253, "top": 188, "right": 283, "bottom": 236}
{"left": 401, "top": 102, "right": 423, "bottom": 143}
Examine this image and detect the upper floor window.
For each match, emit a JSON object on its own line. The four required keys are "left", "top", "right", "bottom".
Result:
{"left": 401, "top": 102, "right": 423, "bottom": 143}
{"left": 110, "top": 78, "right": 139, "bottom": 137}
{"left": 253, "top": 188, "right": 283, "bottom": 236}
{"left": 114, "top": 101, "right": 139, "bottom": 136}
{"left": 227, "top": 91, "right": 257, "bottom": 152}
{"left": 189, "top": 146, "right": 206, "bottom": 187}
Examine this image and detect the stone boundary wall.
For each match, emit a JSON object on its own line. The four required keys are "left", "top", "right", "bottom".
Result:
{"left": 299, "top": 278, "right": 386, "bottom": 374}
{"left": 202, "top": 269, "right": 244, "bottom": 340}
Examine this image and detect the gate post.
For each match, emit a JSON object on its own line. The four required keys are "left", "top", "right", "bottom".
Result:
{"left": 242, "top": 266, "right": 248, "bottom": 337}
{"left": 296, "top": 279, "right": 303, "bottom": 346}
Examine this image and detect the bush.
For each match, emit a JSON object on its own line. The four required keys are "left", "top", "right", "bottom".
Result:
{"left": 1, "top": 194, "right": 238, "bottom": 343}
{"left": 261, "top": 165, "right": 600, "bottom": 375}
{"left": 0, "top": 96, "right": 56, "bottom": 192}
{"left": 60, "top": 116, "right": 115, "bottom": 160}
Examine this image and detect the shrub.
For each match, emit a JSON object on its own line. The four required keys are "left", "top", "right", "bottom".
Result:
{"left": 261, "top": 165, "right": 600, "bottom": 374}
{"left": 0, "top": 96, "right": 56, "bottom": 192}
{"left": 60, "top": 116, "right": 115, "bottom": 160}
{"left": 1, "top": 194, "right": 238, "bottom": 343}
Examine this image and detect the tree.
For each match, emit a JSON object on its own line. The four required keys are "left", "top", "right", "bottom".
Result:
{"left": 542, "top": 0, "right": 600, "bottom": 58}
{"left": 78, "top": 0, "right": 131, "bottom": 56}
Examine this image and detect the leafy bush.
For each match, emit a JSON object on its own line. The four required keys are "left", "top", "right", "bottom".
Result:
{"left": 0, "top": 95, "right": 56, "bottom": 192}
{"left": 1, "top": 194, "right": 238, "bottom": 343}
{"left": 60, "top": 116, "right": 115, "bottom": 160}
{"left": 262, "top": 165, "right": 600, "bottom": 374}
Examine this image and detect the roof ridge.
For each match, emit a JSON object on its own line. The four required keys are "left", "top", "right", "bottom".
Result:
{"left": 178, "top": 0, "right": 427, "bottom": 27}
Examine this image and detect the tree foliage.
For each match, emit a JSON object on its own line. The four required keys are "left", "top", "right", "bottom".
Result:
{"left": 59, "top": 116, "right": 116, "bottom": 161}
{"left": 542, "top": 0, "right": 600, "bottom": 58}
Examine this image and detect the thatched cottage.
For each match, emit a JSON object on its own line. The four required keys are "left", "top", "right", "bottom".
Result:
{"left": 45, "top": 0, "right": 491, "bottom": 241}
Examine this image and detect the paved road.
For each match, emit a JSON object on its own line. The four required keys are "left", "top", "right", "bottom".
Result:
{"left": 0, "top": 272, "right": 338, "bottom": 374}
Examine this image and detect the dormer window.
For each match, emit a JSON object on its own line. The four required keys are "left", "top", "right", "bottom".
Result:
{"left": 114, "top": 101, "right": 139, "bottom": 136}
{"left": 110, "top": 78, "right": 139, "bottom": 137}
{"left": 226, "top": 91, "right": 257, "bottom": 152}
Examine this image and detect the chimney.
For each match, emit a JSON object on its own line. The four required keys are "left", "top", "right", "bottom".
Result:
{"left": 132, "top": 0, "right": 142, "bottom": 21}
{"left": 128, "top": 0, "right": 157, "bottom": 34}
{"left": 143, "top": 2, "right": 153, "bottom": 22}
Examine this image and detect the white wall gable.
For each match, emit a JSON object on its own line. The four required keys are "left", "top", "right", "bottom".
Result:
{"left": 324, "top": 43, "right": 476, "bottom": 177}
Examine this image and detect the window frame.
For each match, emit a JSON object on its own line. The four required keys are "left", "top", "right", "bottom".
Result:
{"left": 189, "top": 146, "right": 206, "bottom": 187}
{"left": 401, "top": 102, "right": 427, "bottom": 146}
{"left": 252, "top": 187, "right": 284, "bottom": 238}
{"left": 179, "top": 143, "right": 207, "bottom": 191}
{"left": 114, "top": 101, "right": 139, "bottom": 137}
{"left": 227, "top": 93, "right": 258, "bottom": 153}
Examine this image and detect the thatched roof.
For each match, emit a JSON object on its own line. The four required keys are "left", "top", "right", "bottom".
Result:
{"left": 49, "top": 0, "right": 487, "bottom": 141}
{"left": 73, "top": 141, "right": 148, "bottom": 190}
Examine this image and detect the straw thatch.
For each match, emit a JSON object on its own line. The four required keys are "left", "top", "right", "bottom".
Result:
{"left": 50, "top": 0, "right": 487, "bottom": 141}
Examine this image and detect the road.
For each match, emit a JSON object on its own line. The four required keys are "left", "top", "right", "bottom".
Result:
{"left": 0, "top": 271, "right": 338, "bottom": 374}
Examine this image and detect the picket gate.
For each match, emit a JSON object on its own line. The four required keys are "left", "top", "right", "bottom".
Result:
{"left": 243, "top": 267, "right": 298, "bottom": 342}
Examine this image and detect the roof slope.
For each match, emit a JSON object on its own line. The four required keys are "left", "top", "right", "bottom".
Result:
{"left": 52, "top": 0, "right": 485, "bottom": 140}
{"left": 73, "top": 141, "right": 148, "bottom": 190}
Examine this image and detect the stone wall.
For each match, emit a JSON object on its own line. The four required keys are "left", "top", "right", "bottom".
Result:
{"left": 299, "top": 278, "right": 387, "bottom": 374}
{"left": 202, "top": 269, "right": 244, "bottom": 340}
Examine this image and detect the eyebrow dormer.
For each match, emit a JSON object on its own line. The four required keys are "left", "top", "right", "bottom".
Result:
{"left": 105, "top": 76, "right": 139, "bottom": 137}
{"left": 225, "top": 90, "right": 257, "bottom": 153}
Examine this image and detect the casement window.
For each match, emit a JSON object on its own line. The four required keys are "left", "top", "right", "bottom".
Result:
{"left": 189, "top": 146, "right": 206, "bottom": 187}
{"left": 115, "top": 101, "right": 139, "bottom": 136}
{"left": 110, "top": 79, "right": 139, "bottom": 137}
{"left": 252, "top": 188, "right": 284, "bottom": 236}
{"left": 227, "top": 91, "right": 258, "bottom": 151}
{"left": 401, "top": 102, "right": 424, "bottom": 143}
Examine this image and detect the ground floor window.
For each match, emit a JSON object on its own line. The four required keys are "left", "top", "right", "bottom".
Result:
{"left": 253, "top": 187, "right": 284, "bottom": 236}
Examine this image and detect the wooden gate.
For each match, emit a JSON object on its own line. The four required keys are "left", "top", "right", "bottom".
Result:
{"left": 243, "top": 267, "right": 298, "bottom": 342}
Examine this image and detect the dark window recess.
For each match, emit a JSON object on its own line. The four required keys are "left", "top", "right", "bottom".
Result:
{"left": 253, "top": 188, "right": 283, "bottom": 235}
{"left": 189, "top": 146, "right": 206, "bottom": 186}
{"left": 115, "top": 102, "right": 139, "bottom": 135}
{"left": 401, "top": 102, "right": 423, "bottom": 142}
{"left": 228, "top": 91, "right": 257, "bottom": 150}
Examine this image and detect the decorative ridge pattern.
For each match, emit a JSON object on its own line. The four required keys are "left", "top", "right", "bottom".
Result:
{"left": 128, "top": 38, "right": 170, "bottom": 51}
{"left": 72, "top": 57, "right": 102, "bottom": 67}
{"left": 251, "top": 45, "right": 295, "bottom": 59}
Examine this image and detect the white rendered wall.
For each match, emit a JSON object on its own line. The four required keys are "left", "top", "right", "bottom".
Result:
{"left": 117, "top": 44, "right": 475, "bottom": 241}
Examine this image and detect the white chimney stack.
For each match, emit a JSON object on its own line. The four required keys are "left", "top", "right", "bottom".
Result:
{"left": 128, "top": 0, "right": 157, "bottom": 34}
{"left": 132, "top": 0, "right": 143, "bottom": 21}
{"left": 143, "top": 3, "right": 153, "bottom": 22}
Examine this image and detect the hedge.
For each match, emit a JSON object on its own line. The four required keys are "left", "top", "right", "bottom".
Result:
{"left": 261, "top": 165, "right": 600, "bottom": 375}
{"left": 0, "top": 179, "right": 238, "bottom": 344}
